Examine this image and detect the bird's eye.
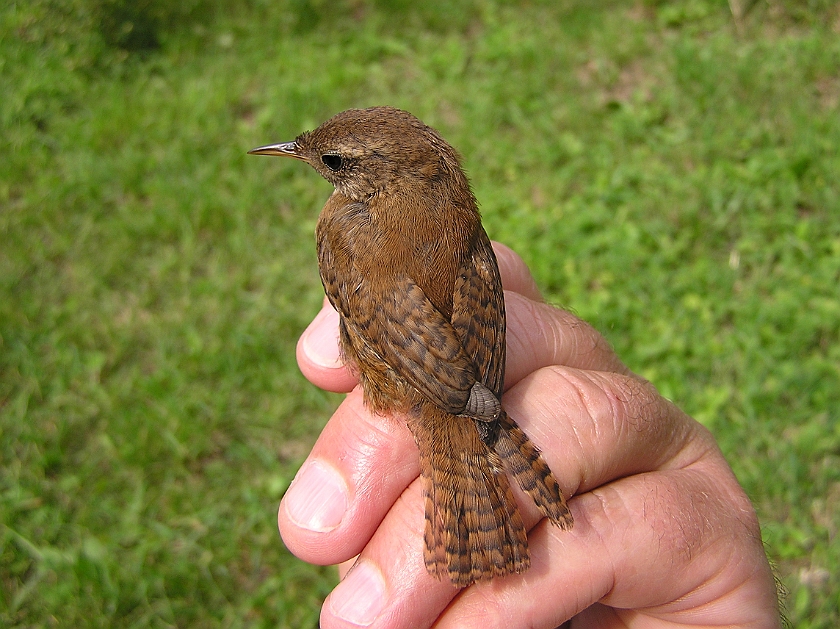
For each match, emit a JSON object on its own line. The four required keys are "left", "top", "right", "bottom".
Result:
{"left": 321, "top": 154, "right": 343, "bottom": 171}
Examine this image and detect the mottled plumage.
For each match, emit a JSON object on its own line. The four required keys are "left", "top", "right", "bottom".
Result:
{"left": 250, "top": 106, "right": 573, "bottom": 586}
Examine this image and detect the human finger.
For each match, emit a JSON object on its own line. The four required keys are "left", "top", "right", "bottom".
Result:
{"left": 278, "top": 388, "right": 418, "bottom": 565}
{"left": 296, "top": 299, "right": 358, "bottom": 394}
{"left": 504, "top": 291, "right": 630, "bottom": 383}
{"left": 491, "top": 241, "right": 543, "bottom": 301}
{"left": 318, "top": 478, "right": 458, "bottom": 629}
{"left": 490, "top": 241, "right": 629, "bottom": 377}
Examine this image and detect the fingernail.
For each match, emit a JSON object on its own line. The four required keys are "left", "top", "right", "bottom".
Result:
{"left": 301, "top": 307, "right": 343, "bottom": 368}
{"left": 284, "top": 460, "right": 348, "bottom": 532}
{"left": 328, "top": 560, "right": 387, "bottom": 626}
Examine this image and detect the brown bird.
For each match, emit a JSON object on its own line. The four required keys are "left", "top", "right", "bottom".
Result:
{"left": 249, "top": 106, "right": 573, "bottom": 587}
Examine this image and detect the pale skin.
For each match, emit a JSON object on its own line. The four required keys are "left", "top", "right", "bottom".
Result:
{"left": 280, "top": 242, "right": 782, "bottom": 629}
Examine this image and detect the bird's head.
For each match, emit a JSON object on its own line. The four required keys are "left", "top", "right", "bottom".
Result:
{"left": 249, "top": 106, "right": 463, "bottom": 202}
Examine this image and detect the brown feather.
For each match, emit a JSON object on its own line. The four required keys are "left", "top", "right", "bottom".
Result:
{"left": 411, "top": 404, "right": 529, "bottom": 586}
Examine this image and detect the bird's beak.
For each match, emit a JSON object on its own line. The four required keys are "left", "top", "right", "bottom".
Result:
{"left": 247, "top": 141, "right": 305, "bottom": 159}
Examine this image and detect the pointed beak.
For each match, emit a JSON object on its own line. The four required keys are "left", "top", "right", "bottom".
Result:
{"left": 247, "top": 141, "right": 304, "bottom": 159}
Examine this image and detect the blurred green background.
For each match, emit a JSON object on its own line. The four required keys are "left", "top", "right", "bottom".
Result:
{"left": 2, "top": 0, "right": 839, "bottom": 626}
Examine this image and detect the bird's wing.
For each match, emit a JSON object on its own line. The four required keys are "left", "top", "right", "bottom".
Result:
{"left": 350, "top": 276, "right": 478, "bottom": 416}
{"left": 316, "top": 194, "right": 501, "bottom": 419}
{"left": 450, "top": 227, "right": 506, "bottom": 399}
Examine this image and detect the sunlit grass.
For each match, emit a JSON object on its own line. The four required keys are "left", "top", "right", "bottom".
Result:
{"left": 2, "top": 1, "right": 838, "bottom": 626}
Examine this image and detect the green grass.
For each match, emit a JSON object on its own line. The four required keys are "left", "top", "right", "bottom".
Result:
{"left": 2, "top": 0, "right": 839, "bottom": 626}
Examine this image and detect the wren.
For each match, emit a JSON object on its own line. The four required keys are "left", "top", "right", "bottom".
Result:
{"left": 250, "top": 106, "right": 573, "bottom": 586}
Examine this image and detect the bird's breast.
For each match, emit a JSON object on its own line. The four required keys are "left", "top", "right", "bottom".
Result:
{"left": 317, "top": 187, "right": 480, "bottom": 319}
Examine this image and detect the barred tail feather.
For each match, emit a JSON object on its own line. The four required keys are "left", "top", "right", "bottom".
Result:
{"left": 494, "top": 411, "right": 574, "bottom": 530}
{"left": 412, "top": 405, "right": 529, "bottom": 587}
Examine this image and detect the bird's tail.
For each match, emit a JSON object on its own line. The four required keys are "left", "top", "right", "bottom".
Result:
{"left": 494, "top": 411, "right": 574, "bottom": 530}
{"left": 410, "top": 405, "right": 530, "bottom": 587}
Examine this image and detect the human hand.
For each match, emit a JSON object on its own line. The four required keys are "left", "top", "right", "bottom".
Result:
{"left": 280, "top": 242, "right": 781, "bottom": 628}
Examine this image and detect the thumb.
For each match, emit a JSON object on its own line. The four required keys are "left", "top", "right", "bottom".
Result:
{"left": 296, "top": 300, "right": 358, "bottom": 393}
